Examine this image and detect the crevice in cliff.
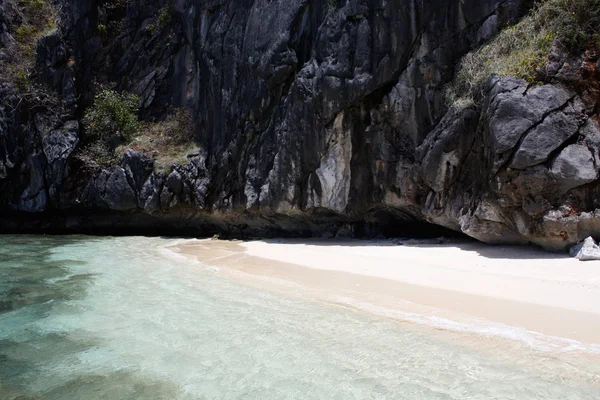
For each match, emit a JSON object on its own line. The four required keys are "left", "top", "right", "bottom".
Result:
{"left": 322, "top": 0, "right": 516, "bottom": 131}
{"left": 317, "top": 4, "right": 436, "bottom": 128}
{"left": 290, "top": 2, "right": 314, "bottom": 69}
{"left": 544, "top": 132, "right": 584, "bottom": 169}
{"left": 485, "top": 79, "right": 523, "bottom": 109}
{"left": 432, "top": 0, "right": 516, "bottom": 58}
{"left": 448, "top": 112, "right": 482, "bottom": 199}
{"left": 496, "top": 95, "right": 577, "bottom": 175}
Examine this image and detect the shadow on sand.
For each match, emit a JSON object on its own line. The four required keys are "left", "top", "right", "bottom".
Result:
{"left": 245, "top": 237, "right": 571, "bottom": 261}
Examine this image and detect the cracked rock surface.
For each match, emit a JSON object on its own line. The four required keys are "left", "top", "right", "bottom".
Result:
{"left": 1, "top": 0, "right": 600, "bottom": 251}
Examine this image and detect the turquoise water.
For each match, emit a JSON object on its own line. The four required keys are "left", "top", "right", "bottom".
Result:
{"left": 1, "top": 235, "right": 599, "bottom": 399}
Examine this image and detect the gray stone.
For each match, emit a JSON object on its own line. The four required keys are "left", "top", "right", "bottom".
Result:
{"left": 166, "top": 170, "right": 183, "bottom": 195}
{"left": 102, "top": 168, "right": 138, "bottom": 211}
{"left": 484, "top": 80, "right": 572, "bottom": 170}
{"left": 122, "top": 150, "right": 154, "bottom": 194}
{"left": 510, "top": 102, "right": 582, "bottom": 169}
{"left": 550, "top": 144, "right": 598, "bottom": 193}
{"left": 570, "top": 237, "right": 600, "bottom": 261}
{"left": 42, "top": 121, "right": 79, "bottom": 207}
{"left": 16, "top": 151, "right": 48, "bottom": 212}
{"left": 139, "top": 173, "right": 164, "bottom": 211}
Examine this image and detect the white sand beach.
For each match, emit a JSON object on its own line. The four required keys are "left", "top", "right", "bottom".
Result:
{"left": 173, "top": 238, "right": 600, "bottom": 347}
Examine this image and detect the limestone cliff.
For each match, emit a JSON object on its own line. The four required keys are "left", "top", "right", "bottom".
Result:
{"left": 1, "top": 0, "right": 600, "bottom": 250}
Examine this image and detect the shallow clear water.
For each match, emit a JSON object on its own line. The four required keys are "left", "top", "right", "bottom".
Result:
{"left": 1, "top": 235, "right": 599, "bottom": 399}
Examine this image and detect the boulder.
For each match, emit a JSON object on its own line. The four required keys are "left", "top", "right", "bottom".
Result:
{"left": 122, "top": 150, "right": 154, "bottom": 194}
{"left": 550, "top": 144, "right": 598, "bottom": 193}
{"left": 569, "top": 237, "right": 600, "bottom": 261}
{"left": 510, "top": 101, "right": 583, "bottom": 170}
{"left": 484, "top": 79, "right": 572, "bottom": 171}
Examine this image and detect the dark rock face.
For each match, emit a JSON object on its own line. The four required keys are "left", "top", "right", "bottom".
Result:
{"left": 35, "top": 30, "right": 77, "bottom": 108}
{"left": 1, "top": 0, "right": 600, "bottom": 250}
{"left": 435, "top": 77, "right": 600, "bottom": 250}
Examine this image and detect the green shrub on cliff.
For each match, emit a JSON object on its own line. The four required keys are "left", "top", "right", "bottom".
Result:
{"left": 158, "top": 1, "right": 173, "bottom": 26}
{"left": 83, "top": 89, "right": 141, "bottom": 143}
{"left": 18, "top": 0, "right": 51, "bottom": 27}
{"left": 1, "top": 0, "right": 57, "bottom": 90}
{"left": 12, "top": 0, "right": 56, "bottom": 50}
{"left": 448, "top": 0, "right": 600, "bottom": 106}
{"left": 146, "top": 2, "right": 173, "bottom": 35}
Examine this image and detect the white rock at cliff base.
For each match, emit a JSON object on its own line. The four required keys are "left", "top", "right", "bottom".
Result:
{"left": 569, "top": 237, "right": 600, "bottom": 261}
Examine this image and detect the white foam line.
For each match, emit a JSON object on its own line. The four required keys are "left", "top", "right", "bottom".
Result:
{"left": 159, "top": 240, "right": 600, "bottom": 356}
{"left": 328, "top": 294, "right": 600, "bottom": 355}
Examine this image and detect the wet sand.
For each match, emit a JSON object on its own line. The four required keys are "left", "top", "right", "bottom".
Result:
{"left": 172, "top": 238, "right": 600, "bottom": 347}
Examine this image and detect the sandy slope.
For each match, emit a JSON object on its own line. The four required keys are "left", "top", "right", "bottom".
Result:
{"left": 174, "top": 238, "right": 600, "bottom": 346}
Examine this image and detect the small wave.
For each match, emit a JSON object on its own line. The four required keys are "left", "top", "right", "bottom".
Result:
{"left": 160, "top": 245, "right": 224, "bottom": 275}
{"left": 157, "top": 238, "right": 600, "bottom": 356}
{"left": 328, "top": 295, "right": 600, "bottom": 355}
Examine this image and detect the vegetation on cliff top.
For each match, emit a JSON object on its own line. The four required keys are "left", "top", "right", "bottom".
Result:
{"left": 146, "top": 1, "right": 173, "bottom": 35}
{"left": 1, "top": 0, "right": 56, "bottom": 92}
{"left": 448, "top": 0, "right": 600, "bottom": 106}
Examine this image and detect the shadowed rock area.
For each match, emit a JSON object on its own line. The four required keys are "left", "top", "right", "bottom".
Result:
{"left": 1, "top": 0, "right": 600, "bottom": 250}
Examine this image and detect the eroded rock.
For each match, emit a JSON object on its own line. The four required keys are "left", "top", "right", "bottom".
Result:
{"left": 1, "top": 0, "right": 600, "bottom": 252}
{"left": 550, "top": 144, "right": 598, "bottom": 193}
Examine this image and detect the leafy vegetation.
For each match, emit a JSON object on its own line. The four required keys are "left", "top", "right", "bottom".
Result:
{"left": 13, "top": 0, "right": 56, "bottom": 56}
{"left": 99, "top": 0, "right": 131, "bottom": 11}
{"left": 147, "top": 1, "right": 173, "bottom": 35}
{"left": 96, "top": 0, "right": 130, "bottom": 41}
{"left": 78, "top": 88, "right": 141, "bottom": 167}
{"left": 83, "top": 89, "right": 141, "bottom": 143}
{"left": 1, "top": 0, "right": 57, "bottom": 91}
{"left": 158, "top": 1, "right": 173, "bottom": 26}
{"left": 97, "top": 23, "right": 108, "bottom": 36}
{"left": 80, "top": 95, "right": 198, "bottom": 171}
{"left": 447, "top": 0, "right": 600, "bottom": 106}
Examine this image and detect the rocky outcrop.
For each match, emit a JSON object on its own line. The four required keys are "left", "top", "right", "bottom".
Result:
{"left": 420, "top": 77, "right": 600, "bottom": 250}
{"left": 2, "top": 0, "right": 600, "bottom": 251}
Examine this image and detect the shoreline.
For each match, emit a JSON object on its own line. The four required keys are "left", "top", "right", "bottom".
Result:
{"left": 171, "top": 238, "right": 600, "bottom": 350}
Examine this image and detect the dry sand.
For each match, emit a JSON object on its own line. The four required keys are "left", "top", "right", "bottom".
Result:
{"left": 172, "top": 238, "right": 600, "bottom": 347}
